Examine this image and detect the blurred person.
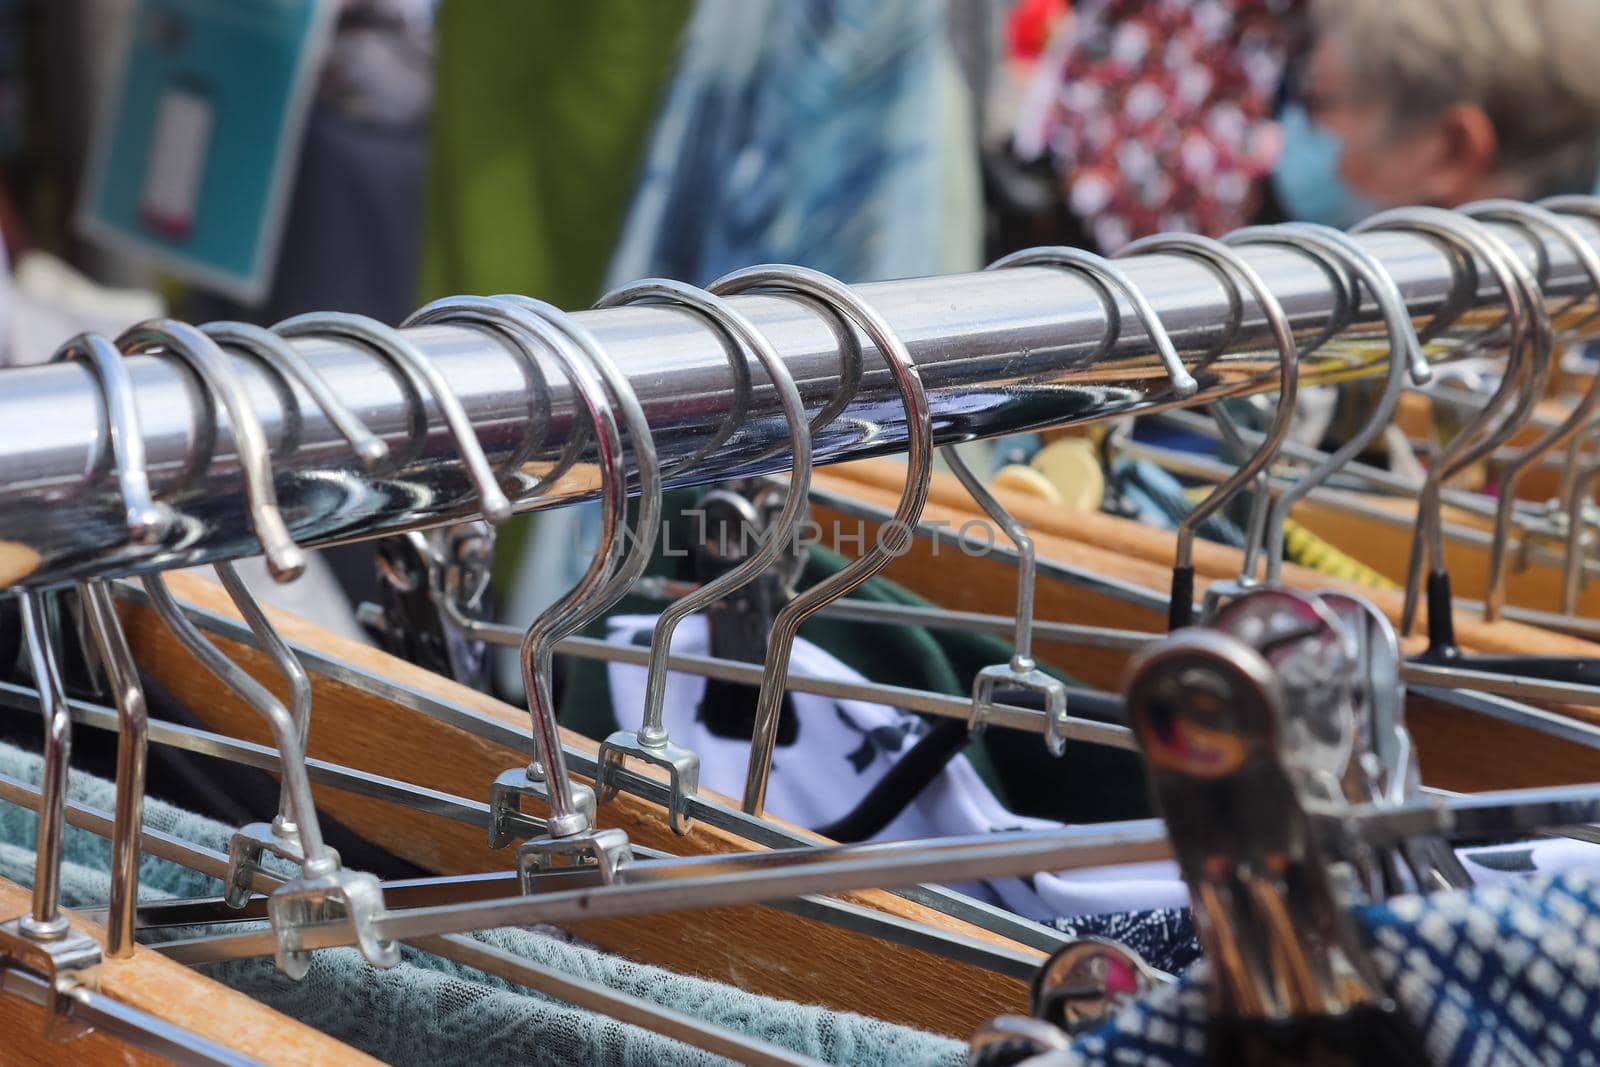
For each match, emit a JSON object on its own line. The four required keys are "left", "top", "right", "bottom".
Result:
{"left": 1274, "top": 0, "right": 1600, "bottom": 226}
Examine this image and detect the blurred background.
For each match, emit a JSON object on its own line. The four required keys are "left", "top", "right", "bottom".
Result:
{"left": 4, "top": 0, "right": 1599, "bottom": 682}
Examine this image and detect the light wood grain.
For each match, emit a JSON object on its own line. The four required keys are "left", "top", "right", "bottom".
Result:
{"left": 0, "top": 877, "right": 371, "bottom": 1064}
{"left": 125, "top": 570, "right": 1038, "bottom": 1039}
{"left": 813, "top": 459, "right": 1600, "bottom": 785}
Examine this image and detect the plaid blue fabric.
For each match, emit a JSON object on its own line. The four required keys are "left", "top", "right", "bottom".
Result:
{"left": 1058, "top": 870, "right": 1600, "bottom": 1065}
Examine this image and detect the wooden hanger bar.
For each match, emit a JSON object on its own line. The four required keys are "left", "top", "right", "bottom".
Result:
{"left": 0, "top": 877, "right": 370, "bottom": 1064}
{"left": 118, "top": 569, "right": 1042, "bottom": 1038}
{"left": 810, "top": 460, "right": 1600, "bottom": 790}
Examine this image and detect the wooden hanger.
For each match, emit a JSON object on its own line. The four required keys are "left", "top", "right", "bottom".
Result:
{"left": 810, "top": 458, "right": 1600, "bottom": 791}
{"left": 118, "top": 569, "right": 1042, "bottom": 1039}
{"left": 1289, "top": 490, "right": 1600, "bottom": 618}
{"left": 0, "top": 875, "right": 370, "bottom": 1064}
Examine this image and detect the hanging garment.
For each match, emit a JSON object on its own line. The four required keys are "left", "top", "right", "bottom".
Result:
{"left": 420, "top": 0, "right": 691, "bottom": 309}
{"left": 1280, "top": 515, "right": 1400, "bottom": 589}
{"left": 603, "top": 0, "right": 982, "bottom": 286}
{"left": 1111, "top": 457, "right": 1248, "bottom": 547}
{"left": 1015, "top": 0, "right": 1301, "bottom": 251}
{"left": 1050, "top": 869, "right": 1600, "bottom": 1066}
{"left": 0, "top": 740, "right": 966, "bottom": 1067}
{"left": 605, "top": 613, "right": 1187, "bottom": 922}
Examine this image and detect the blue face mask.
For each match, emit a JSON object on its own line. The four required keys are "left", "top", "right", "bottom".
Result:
{"left": 1271, "top": 103, "right": 1379, "bottom": 229}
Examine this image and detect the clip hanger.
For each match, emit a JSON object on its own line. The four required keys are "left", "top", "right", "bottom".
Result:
{"left": 973, "top": 246, "right": 1202, "bottom": 750}
{"left": 1113, "top": 234, "right": 1302, "bottom": 629}
{"left": 407, "top": 294, "right": 661, "bottom": 885}
{"left": 593, "top": 277, "right": 813, "bottom": 834}
{"left": 709, "top": 265, "right": 933, "bottom": 819}
{"left": 1350, "top": 207, "right": 1548, "bottom": 646}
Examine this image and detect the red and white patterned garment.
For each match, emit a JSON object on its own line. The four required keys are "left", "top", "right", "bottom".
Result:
{"left": 1031, "top": 0, "right": 1301, "bottom": 250}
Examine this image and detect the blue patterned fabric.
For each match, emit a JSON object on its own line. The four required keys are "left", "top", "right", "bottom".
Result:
{"left": 1055, "top": 870, "right": 1600, "bottom": 1065}
{"left": 1045, "top": 908, "right": 1203, "bottom": 977}
{"left": 1110, "top": 458, "right": 1248, "bottom": 548}
{"left": 603, "top": 0, "right": 980, "bottom": 287}
{"left": 1360, "top": 871, "right": 1600, "bottom": 1066}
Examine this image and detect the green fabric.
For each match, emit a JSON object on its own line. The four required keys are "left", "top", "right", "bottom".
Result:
{"left": 560, "top": 492, "right": 1151, "bottom": 825}
{"left": 0, "top": 741, "right": 964, "bottom": 1067}
{"left": 421, "top": 0, "right": 690, "bottom": 309}
{"left": 422, "top": 0, "right": 693, "bottom": 586}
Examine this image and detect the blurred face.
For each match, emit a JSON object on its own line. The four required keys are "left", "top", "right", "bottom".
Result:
{"left": 1301, "top": 37, "right": 1499, "bottom": 207}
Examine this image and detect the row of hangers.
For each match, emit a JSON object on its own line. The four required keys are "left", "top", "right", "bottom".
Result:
{"left": 1, "top": 198, "right": 1599, "bottom": 1062}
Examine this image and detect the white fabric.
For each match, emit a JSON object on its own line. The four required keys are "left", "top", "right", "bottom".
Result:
{"left": 604, "top": 614, "right": 1185, "bottom": 921}
{"left": 3, "top": 250, "right": 163, "bottom": 367}
{"left": 1458, "top": 836, "right": 1600, "bottom": 884}
{"left": 604, "top": 614, "right": 1600, "bottom": 923}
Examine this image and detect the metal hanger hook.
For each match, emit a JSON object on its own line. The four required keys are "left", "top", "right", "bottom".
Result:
{"left": 709, "top": 264, "right": 932, "bottom": 819}
{"left": 592, "top": 278, "right": 813, "bottom": 833}
{"left": 954, "top": 245, "right": 1206, "bottom": 752}
{"left": 1351, "top": 206, "right": 1543, "bottom": 641}
{"left": 277, "top": 312, "right": 512, "bottom": 524}
{"left": 48, "top": 333, "right": 174, "bottom": 545}
{"left": 1455, "top": 201, "right": 1600, "bottom": 622}
{"left": 203, "top": 321, "right": 390, "bottom": 473}
{"left": 1114, "top": 234, "right": 1302, "bottom": 629}
{"left": 117, "top": 319, "right": 306, "bottom": 582}
{"left": 988, "top": 246, "right": 1199, "bottom": 397}
{"left": 405, "top": 297, "right": 627, "bottom": 838}
{"left": 1229, "top": 223, "right": 1427, "bottom": 586}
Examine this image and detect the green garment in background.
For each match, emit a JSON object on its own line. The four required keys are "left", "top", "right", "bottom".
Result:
{"left": 421, "top": 0, "right": 691, "bottom": 308}
{"left": 559, "top": 492, "right": 1151, "bottom": 828}
{"left": 421, "top": 0, "right": 693, "bottom": 580}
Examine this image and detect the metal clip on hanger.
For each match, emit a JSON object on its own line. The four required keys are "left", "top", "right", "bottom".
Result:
{"left": 968, "top": 247, "right": 1199, "bottom": 753}
{"left": 1029, "top": 936, "right": 1172, "bottom": 1035}
{"left": 357, "top": 522, "right": 496, "bottom": 685}
{"left": 1112, "top": 234, "right": 1302, "bottom": 629}
{"left": 1349, "top": 207, "right": 1548, "bottom": 648}
{"left": 723, "top": 265, "right": 932, "bottom": 819}
{"left": 1124, "top": 629, "right": 1428, "bottom": 1062}
{"left": 403, "top": 294, "right": 661, "bottom": 885}
{"left": 118, "top": 319, "right": 306, "bottom": 580}
{"left": 593, "top": 278, "right": 812, "bottom": 834}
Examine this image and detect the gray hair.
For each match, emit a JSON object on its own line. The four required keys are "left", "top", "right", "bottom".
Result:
{"left": 1312, "top": 0, "right": 1600, "bottom": 197}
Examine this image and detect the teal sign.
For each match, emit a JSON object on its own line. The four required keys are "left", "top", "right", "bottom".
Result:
{"left": 78, "top": 0, "right": 333, "bottom": 302}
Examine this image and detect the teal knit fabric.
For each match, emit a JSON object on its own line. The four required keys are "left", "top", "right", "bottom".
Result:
{"left": 0, "top": 741, "right": 964, "bottom": 1067}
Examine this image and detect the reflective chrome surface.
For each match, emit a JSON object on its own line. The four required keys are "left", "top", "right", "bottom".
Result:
{"left": 0, "top": 220, "right": 1592, "bottom": 587}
